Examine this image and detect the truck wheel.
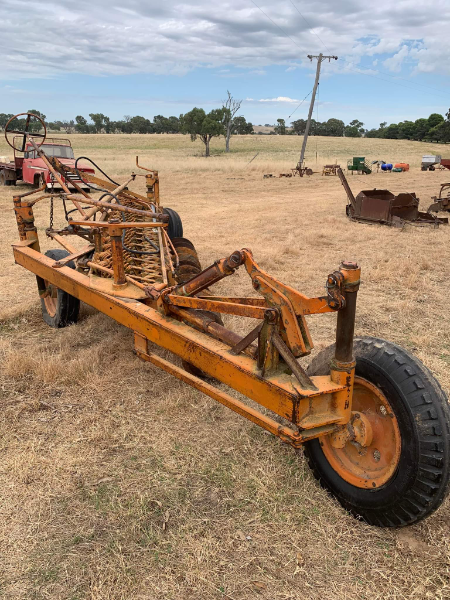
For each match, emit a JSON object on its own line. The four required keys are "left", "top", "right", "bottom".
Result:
{"left": 37, "top": 249, "right": 80, "bottom": 328}
{"left": 0, "top": 171, "right": 9, "bottom": 186}
{"left": 163, "top": 208, "right": 183, "bottom": 240}
{"left": 303, "top": 337, "right": 450, "bottom": 527}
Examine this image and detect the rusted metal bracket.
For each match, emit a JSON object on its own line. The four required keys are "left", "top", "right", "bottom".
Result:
{"left": 272, "top": 330, "right": 317, "bottom": 391}
{"left": 230, "top": 322, "right": 263, "bottom": 356}
{"left": 52, "top": 244, "right": 95, "bottom": 268}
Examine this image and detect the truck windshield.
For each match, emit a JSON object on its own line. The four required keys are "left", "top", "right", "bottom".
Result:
{"left": 40, "top": 145, "right": 74, "bottom": 159}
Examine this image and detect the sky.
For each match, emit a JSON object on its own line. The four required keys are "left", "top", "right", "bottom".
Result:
{"left": 0, "top": 0, "right": 449, "bottom": 129}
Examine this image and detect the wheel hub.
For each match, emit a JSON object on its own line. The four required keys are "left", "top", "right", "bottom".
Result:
{"left": 321, "top": 377, "right": 401, "bottom": 489}
{"left": 42, "top": 281, "right": 58, "bottom": 317}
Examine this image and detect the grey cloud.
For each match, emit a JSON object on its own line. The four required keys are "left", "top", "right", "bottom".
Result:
{"left": 0, "top": 0, "right": 449, "bottom": 79}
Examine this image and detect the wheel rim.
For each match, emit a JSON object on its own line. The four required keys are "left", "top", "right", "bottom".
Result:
{"left": 321, "top": 377, "right": 401, "bottom": 489}
{"left": 43, "top": 281, "right": 57, "bottom": 317}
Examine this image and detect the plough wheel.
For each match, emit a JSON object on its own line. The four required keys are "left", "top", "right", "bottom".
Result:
{"left": 163, "top": 207, "right": 183, "bottom": 240}
{"left": 38, "top": 249, "right": 80, "bottom": 328}
{"left": 304, "top": 337, "right": 450, "bottom": 527}
{"left": 172, "top": 238, "right": 223, "bottom": 378}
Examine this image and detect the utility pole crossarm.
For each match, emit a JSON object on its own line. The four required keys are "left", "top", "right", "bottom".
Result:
{"left": 298, "top": 54, "right": 338, "bottom": 168}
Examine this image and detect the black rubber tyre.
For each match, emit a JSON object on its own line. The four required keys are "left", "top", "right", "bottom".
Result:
{"left": 303, "top": 337, "right": 450, "bottom": 527}
{"left": 0, "top": 171, "right": 10, "bottom": 186}
{"left": 38, "top": 249, "right": 80, "bottom": 328}
{"left": 163, "top": 207, "right": 183, "bottom": 240}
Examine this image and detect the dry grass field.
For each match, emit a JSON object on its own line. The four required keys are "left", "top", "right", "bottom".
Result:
{"left": 1, "top": 132, "right": 450, "bottom": 600}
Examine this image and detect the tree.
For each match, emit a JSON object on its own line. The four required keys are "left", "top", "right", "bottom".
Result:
{"left": 130, "top": 116, "right": 153, "bottom": 134}
{"left": 0, "top": 114, "right": 14, "bottom": 130}
{"left": 429, "top": 110, "right": 450, "bottom": 142}
{"left": 167, "top": 116, "right": 180, "bottom": 133}
{"left": 222, "top": 90, "right": 242, "bottom": 152}
{"left": 232, "top": 116, "right": 253, "bottom": 134}
{"left": 180, "top": 107, "right": 226, "bottom": 157}
{"left": 398, "top": 120, "right": 416, "bottom": 140}
{"left": 27, "top": 109, "right": 46, "bottom": 132}
{"left": 153, "top": 115, "right": 168, "bottom": 134}
{"left": 345, "top": 119, "right": 365, "bottom": 137}
{"left": 413, "top": 118, "right": 429, "bottom": 140}
{"left": 75, "top": 115, "right": 89, "bottom": 133}
{"left": 323, "top": 118, "right": 344, "bottom": 137}
{"left": 291, "top": 118, "right": 306, "bottom": 135}
{"left": 428, "top": 113, "right": 444, "bottom": 129}
{"left": 274, "top": 118, "right": 286, "bottom": 135}
{"left": 382, "top": 123, "right": 400, "bottom": 139}
{"left": 89, "top": 113, "right": 108, "bottom": 133}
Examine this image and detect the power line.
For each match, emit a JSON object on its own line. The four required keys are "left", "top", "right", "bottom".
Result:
{"left": 250, "top": 0, "right": 302, "bottom": 51}
{"left": 288, "top": 0, "right": 331, "bottom": 54}
{"left": 288, "top": 89, "right": 312, "bottom": 119}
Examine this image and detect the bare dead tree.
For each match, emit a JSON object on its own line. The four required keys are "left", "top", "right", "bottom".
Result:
{"left": 223, "top": 90, "right": 242, "bottom": 153}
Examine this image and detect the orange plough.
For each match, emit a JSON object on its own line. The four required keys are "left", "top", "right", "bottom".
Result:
{"left": 7, "top": 113, "right": 450, "bottom": 527}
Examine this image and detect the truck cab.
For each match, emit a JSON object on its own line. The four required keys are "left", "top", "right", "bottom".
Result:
{"left": 20, "top": 138, "right": 94, "bottom": 189}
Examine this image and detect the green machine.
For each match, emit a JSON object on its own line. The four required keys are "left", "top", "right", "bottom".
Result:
{"left": 347, "top": 156, "right": 372, "bottom": 174}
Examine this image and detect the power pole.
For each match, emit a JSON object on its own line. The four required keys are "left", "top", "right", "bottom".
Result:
{"left": 298, "top": 53, "right": 338, "bottom": 168}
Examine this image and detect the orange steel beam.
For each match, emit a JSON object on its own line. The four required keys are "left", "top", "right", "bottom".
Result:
{"left": 12, "top": 245, "right": 349, "bottom": 429}
{"left": 165, "top": 294, "right": 268, "bottom": 319}
{"left": 134, "top": 333, "right": 337, "bottom": 447}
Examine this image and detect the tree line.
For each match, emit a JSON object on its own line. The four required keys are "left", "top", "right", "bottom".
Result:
{"left": 273, "top": 110, "right": 450, "bottom": 142}
{"left": 0, "top": 93, "right": 254, "bottom": 156}
{"left": 274, "top": 117, "right": 364, "bottom": 138}
{"left": 1, "top": 104, "right": 449, "bottom": 154}
{"left": 365, "top": 110, "right": 450, "bottom": 142}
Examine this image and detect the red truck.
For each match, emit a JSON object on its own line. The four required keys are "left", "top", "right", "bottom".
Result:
{"left": 0, "top": 137, "right": 94, "bottom": 189}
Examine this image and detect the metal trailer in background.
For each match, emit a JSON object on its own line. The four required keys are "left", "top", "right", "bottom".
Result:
{"left": 6, "top": 113, "right": 450, "bottom": 528}
{"left": 421, "top": 155, "right": 441, "bottom": 171}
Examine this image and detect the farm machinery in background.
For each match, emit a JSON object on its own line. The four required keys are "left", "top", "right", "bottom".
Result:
{"left": 6, "top": 113, "right": 450, "bottom": 528}
{"left": 421, "top": 155, "right": 450, "bottom": 171}
{"left": 427, "top": 182, "right": 450, "bottom": 214}
{"left": 337, "top": 167, "right": 448, "bottom": 227}
{"left": 0, "top": 113, "right": 94, "bottom": 189}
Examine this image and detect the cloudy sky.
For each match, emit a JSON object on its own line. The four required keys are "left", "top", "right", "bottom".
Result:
{"left": 0, "top": 0, "right": 448, "bottom": 128}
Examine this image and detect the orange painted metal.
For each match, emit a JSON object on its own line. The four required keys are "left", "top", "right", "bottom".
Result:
{"left": 9, "top": 125, "right": 365, "bottom": 451}
{"left": 12, "top": 246, "right": 351, "bottom": 433}
{"left": 320, "top": 377, "right": 401, "bottom": 488}
{"left": 166, "top": 294, "right": 267, "bottom": 319}
{"left": 134, "top": 333, "right": 337, "bottom": 446}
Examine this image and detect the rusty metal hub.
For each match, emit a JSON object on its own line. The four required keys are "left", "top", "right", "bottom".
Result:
{"left": 320, "top": 377, "right": 401, "bottom": 489}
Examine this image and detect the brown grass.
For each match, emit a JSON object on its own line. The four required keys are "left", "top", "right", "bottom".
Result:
{"left": 1, "top": 133, "right": 450, "bottom": 599}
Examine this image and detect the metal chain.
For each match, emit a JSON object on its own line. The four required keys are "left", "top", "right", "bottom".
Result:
{"left": 62, "top": 197, "right": 69, "bottom": 221}
{"left": 49, "top": 196, "right": 54, "bottom": 229}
